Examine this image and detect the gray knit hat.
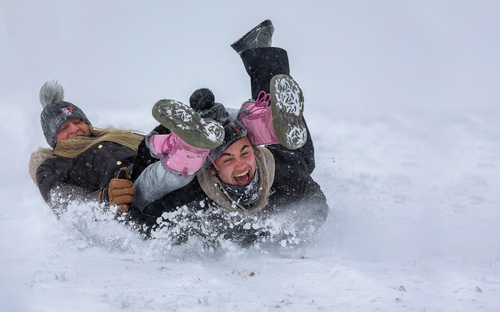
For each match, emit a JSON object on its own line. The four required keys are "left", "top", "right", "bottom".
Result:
{"left": 39, "top": 81, "right": 91, "bottom": 148}
{"left": 189, "top": 88, "right": 247, "bottom": 164}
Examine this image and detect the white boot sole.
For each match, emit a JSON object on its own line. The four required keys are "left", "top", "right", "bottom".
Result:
{"left": 270, "top": 74, "right": 307, "bottom": 150}
{"left": 152, "top": 99, "right": 224, "bottom": 149}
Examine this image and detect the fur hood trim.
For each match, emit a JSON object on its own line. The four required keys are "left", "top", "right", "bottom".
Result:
{"left": 197, "top": 146, "right": 275, "bottom": 213}
{"left": 29, "top": 147, "right": 55, "bottom": 185}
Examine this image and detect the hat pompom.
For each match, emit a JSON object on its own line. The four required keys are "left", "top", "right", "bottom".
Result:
{"left": 189, "top": 88, "right": 230, "bottom": 125}
{"left": 188, "top": 88, "right": 249, "bottom": 165}
{"left": 189, "top": 88, "right": 215, "bottom": 111}
{"left": 39, "top": 80, "right": 65, "bottom": 108}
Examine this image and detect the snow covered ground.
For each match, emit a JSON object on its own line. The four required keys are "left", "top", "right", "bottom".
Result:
{"left": 1, "top": 1, "right": 500, "bottom": 311}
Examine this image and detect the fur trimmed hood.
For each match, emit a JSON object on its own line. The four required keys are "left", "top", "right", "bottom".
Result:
{"left": 197, "top": 146, "right": 275, "bottom": 213}
{"left": 28, "top": 147, "right": 55, "bottom": 185}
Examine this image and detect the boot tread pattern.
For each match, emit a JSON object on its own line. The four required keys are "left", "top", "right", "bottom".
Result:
{"left": 270, "top": 75, "right": 307, "bottom": 150}
{"left": 152, "top": 99, "right": 224, "bottom": 149}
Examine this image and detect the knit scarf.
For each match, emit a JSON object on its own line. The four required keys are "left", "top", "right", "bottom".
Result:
{"left": 220, "top": 170, "right": 260, "bottom": 207}
{"left": 197, "top": 146, "right": 275, "bottom": 213}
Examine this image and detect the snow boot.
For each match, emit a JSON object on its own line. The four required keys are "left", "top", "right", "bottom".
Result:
{"left": 151, "top": 99, "right": 224, "bottom": 150}
{"left": 231, "top": 19, "right": 274, "bottom": 55}
{"left": 149, "top": 133, "right": 209, "bottom": 177}
{"left": 269, "top": 74, "right": 307, "bottom": 150}
{"left": 238, "top": 91, "right": 279, "bottom": 146}
{"left": 238, "top": 75, "right": 307, "bottom": 150}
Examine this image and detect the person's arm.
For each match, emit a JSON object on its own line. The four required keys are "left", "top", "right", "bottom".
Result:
{"left": 36, "top": 158, "right": 135, "bottom": 216}
{"left": 36, "top": 158, "right": 101, "bottom": 216}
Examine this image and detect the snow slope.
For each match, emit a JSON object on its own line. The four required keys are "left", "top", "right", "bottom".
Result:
{"left": 1, "top": 1, "right": 499, "bottom": 311}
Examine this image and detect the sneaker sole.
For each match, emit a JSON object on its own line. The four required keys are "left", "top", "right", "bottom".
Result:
{"left": 152, "top": 99, "right": 224, "bottom": 149}
{"left": 270, "top": 74, "right": 307, "bottom": 150}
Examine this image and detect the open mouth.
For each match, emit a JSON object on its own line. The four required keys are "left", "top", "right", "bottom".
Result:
{"left": 233, "top": 169, "right": 250, "bottom": 185}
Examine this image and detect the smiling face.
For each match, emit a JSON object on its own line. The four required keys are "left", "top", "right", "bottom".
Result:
{"left": 212, "top": 137, "right": 256, "bottom": 186}
{"left": 56, "top": 118, "right": 91, "bottom": 141}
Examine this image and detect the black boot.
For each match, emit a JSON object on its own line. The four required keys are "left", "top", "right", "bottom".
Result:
{"left": 231, "top": 19, "right": 274, "bottom": 55}
{"left": 240, "top": 47, "right": 290, "bottom": 99}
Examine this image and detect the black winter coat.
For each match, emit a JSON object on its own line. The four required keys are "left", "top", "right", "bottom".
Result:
{"left": 35, "top": 141, "right": 136, "bottom": 215}
{"left": 130, "top": 125, "right": 329, "bottom": 239}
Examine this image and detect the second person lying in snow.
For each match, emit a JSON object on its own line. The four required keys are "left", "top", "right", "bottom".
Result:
{"left": 129, "top": 20, "right": 329, "bottom": 244}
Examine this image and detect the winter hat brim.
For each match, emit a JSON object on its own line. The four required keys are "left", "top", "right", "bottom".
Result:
{"left": 208, "top": 118, "right": 247, "bottom": 164}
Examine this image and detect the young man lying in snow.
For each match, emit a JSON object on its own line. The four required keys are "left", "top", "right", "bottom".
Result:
{"left": 128, "top": 20, "right": 329, "bottom": 245}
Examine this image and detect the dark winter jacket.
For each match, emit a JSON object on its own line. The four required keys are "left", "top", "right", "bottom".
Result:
{"left": 130, "top": 124, "right": 329, "bottom": 240}
{"left": 31, "top": 141, "right": 137, "bottom": 215}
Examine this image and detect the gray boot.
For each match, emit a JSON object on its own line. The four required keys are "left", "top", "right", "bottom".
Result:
{"left": 270, "top": 74, "right": 307, "bottom": 150}
{"left": 151, "top": 99, "right": 224, "bottom": 150}
{"left": 231, "top": 19, "right": 274, "bottom": 55}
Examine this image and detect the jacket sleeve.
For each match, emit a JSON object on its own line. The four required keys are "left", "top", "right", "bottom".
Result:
{"left": 266, "top": 128, "right": 329, "bottom": 233}
{"left": 36, "top": 158, "right": 101, "bottom": 216}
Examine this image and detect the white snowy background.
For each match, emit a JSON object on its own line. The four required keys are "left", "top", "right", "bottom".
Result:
{"left": 1, "top": 0, "right": 499, "bottom": 311}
